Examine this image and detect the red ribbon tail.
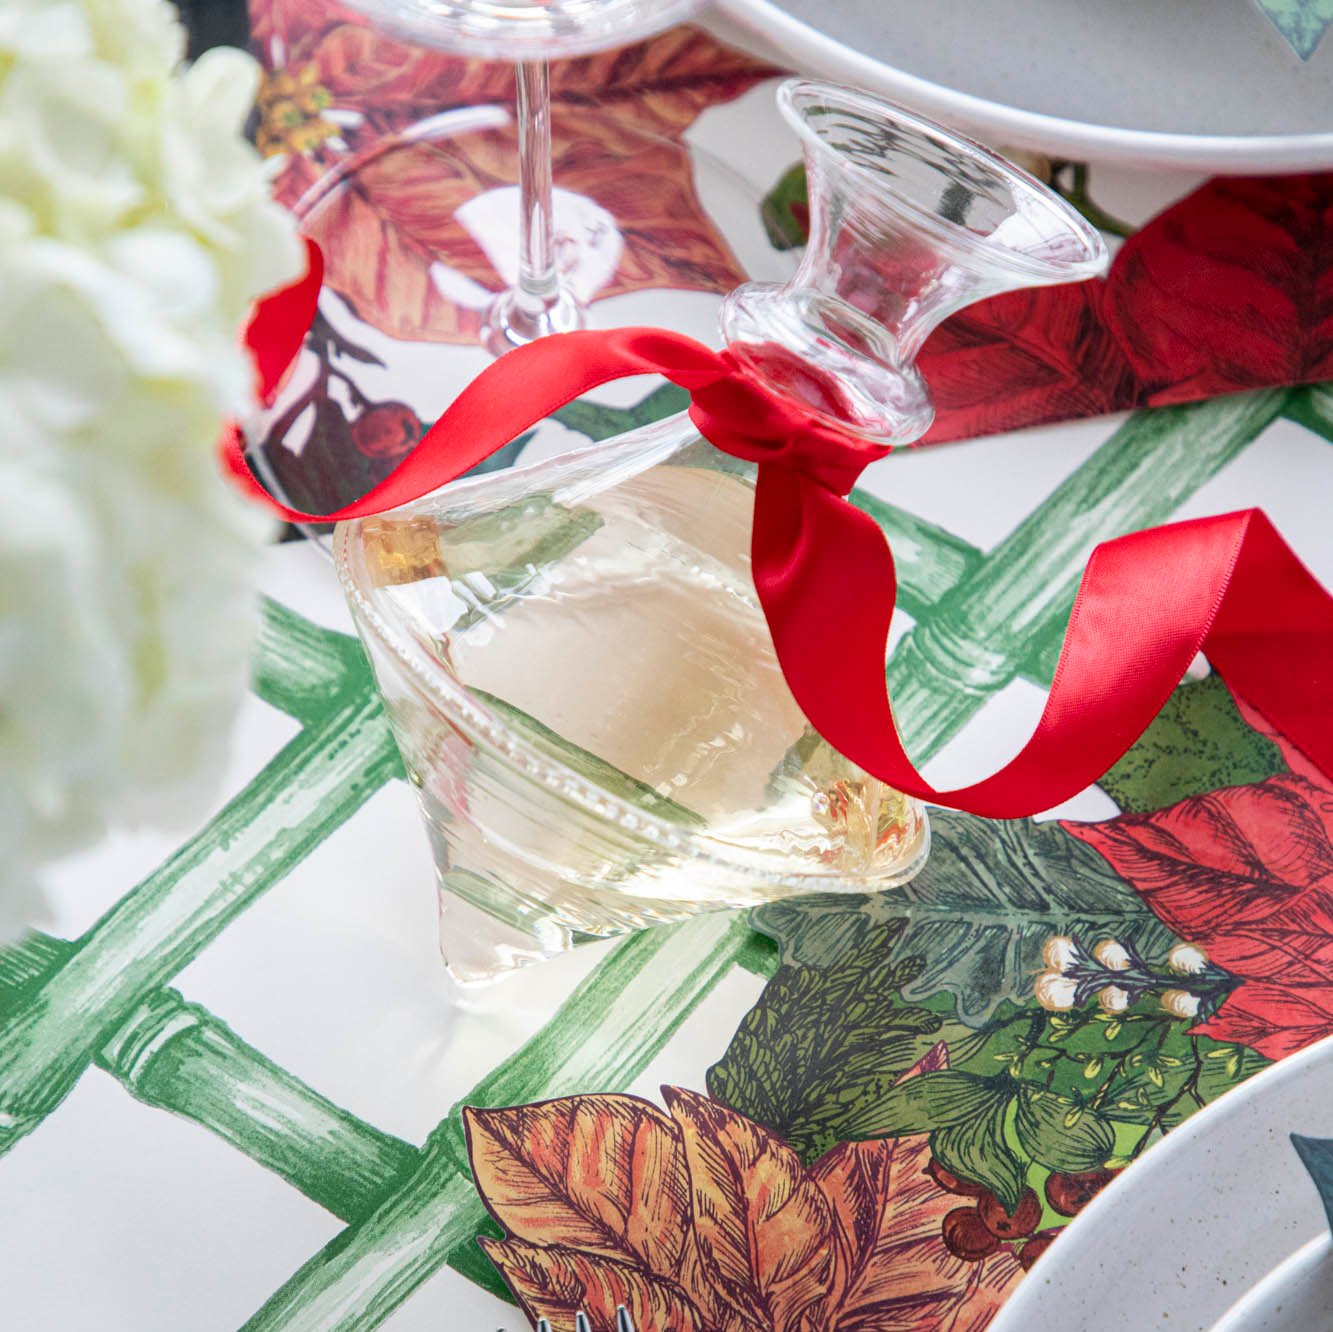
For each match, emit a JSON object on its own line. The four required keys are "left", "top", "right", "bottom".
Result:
{"left": 756, "top": 497, "right": 1333, "bottom": 818}
{"left": 1206, "top": 509, "right": 1333, "bottom": 782}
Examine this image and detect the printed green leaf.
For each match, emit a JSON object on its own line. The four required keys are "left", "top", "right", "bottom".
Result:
{"left": 838, "top": 1071, "right": 1004, "bottom": 1139}
{"left": 1098, "top": 675, "right": 1284, "bottom": 813}
{"left": 1014, "top": 1087, "right": 1114, "bottom": 1173}
{"left": 1195, "top": 1042, "right": 1270, "bottom": 1105}
{"left": 753, "top": 811, "right": 1178, "bottom": 1026}
{"left": 706, "top": 920, "right": 944, "bottom": 1162}
{"left": 1253, "top": 0, "right": 1333, "bottom": 59}
{"left": 930, "top": 1098, "right": 1026, "bottom": 1212}
{"left": 759, "top": 162, "right": 809, "bottom": 250}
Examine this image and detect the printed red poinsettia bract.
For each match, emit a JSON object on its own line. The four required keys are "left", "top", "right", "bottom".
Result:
{"left": 1066, "top": 772, "right": 1333, "bottom": 1060}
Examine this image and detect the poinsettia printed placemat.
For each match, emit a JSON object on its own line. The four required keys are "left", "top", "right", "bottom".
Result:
{"left": 1, "top": 10, "right": 1332, "bottom": 1332}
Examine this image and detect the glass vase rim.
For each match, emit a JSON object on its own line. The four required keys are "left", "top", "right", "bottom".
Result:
{"left": 333, "top": 430, "right": 930, "bottom": 893}
{"left": 776, "top": 77, "right": 1109, "bottom": 286}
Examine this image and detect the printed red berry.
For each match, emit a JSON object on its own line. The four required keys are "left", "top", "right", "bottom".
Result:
{"left": 927, "top": 1158, "right": 987, "bottom": 1197}
{"left": 941, "top": 1206, "right": 1000, "bottom": 1261}
{"left": 351, "top": 402, "right": 421, "bottom": 459}
{"left": 1045, "top": 1169, "right": 1117, "bottom": 1217}
{"left": 978, "top": 1187, "right": 1042, "bottom": 1239}
{"left": 1018, "top": 1232, "right": 1057, "bottom": 1270}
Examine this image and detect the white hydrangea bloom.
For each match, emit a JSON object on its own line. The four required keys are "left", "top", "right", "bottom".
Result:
{"left": 0, "top": 0, "right": 302, "bottom": 935}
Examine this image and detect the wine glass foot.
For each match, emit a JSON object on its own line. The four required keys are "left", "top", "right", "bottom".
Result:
{"left": 481, "top": 284, "right": 585, "bottom": 355}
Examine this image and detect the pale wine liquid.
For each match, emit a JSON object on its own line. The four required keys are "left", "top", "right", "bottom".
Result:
{"left": 351, "top": 459, "right": 925, "bottom": 977}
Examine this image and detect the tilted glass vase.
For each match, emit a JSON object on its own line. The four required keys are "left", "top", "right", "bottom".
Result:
{"left": 335, "top": 80, "right": 1106, "bottom": 983}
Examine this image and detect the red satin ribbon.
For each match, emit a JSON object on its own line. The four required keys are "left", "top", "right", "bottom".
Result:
{"left": 225, "top": 243, "right": 1333, "bottom": 818}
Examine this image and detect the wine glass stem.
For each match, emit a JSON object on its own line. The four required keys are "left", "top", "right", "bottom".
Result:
{"left": 515, "top": 59, "right": 558, "bottom": 316}
{"left": 483, "top": 59, "right": 583, "bottom": 352}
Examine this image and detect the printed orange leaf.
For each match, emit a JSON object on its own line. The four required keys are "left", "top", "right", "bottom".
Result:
{"left": 813, "top": 1137, "right": 1023, "bottom": 1331}
{"left": 464, "top": 1095, "right": 691, "bottom": 1276}
{"left": 809, "top": 1042, "right": 1022, "bottom": 1331}
{"left": 481, "top": 1239, "right": 709, "bottom": 1332}
{"left": 465, "top": 1082, "right": 1024, "bottom": 1331}
{"left": 663, "top": 1085, "right": 835, "bottom": 1332}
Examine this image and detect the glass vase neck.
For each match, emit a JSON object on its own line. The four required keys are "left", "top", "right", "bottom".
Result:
{"left": 720, "top": 80, "right": 1108, "bottom": 445}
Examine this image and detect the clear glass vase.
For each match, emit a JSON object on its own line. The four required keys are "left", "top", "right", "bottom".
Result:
{"left": 335, "top": 80, "right": 1106, "bottom": 983}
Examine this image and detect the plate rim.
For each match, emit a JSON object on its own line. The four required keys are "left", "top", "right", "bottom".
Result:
{"left": 989, "top": 1030, "right": 1333, "bottom": 1331}
{"left": 713, "top": 0, "right": 1333, "bottom": 172}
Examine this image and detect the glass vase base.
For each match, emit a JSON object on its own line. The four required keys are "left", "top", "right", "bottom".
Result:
{"left": 437, "top": 873, "right": 581, "bottom": 984}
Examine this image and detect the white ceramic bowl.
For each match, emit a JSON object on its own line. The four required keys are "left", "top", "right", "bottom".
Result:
{"left": 710, "top": 0, "right": 1333, "bottom": 172}
{"left": 991, "top": 1033, "right": 1333, "bottom": 1332}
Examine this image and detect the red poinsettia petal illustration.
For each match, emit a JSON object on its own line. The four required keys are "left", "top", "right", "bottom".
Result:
{"left": 1065, "top": 774, "right": 1333, "bottom": 1059}
{"left": 252, "top": 0, "right": 510, "bottom": 113}
{"left": 922, "top": 173, "right": 1333, "bottom": 441}
{"left": 920, "top": 284, "right": 1134, "bottom": 444}
{"left": 262, "top": 25, "right": 763, "bottom": 343}
{"left": 1102, "top": 175, "right": 1333, "bottom": 404}
{"left": 1234, "top": 690, "right": 1331, "bottom": 787}
{"left": 255, "top": 6, "right": 778, "bottom": 130}
{"left": 1192, "top": 980, "right": 1333, "bottom": 1060}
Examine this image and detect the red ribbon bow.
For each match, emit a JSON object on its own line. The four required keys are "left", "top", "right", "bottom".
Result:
{"left": 224, "top": 242, "right": 1333, "bottom": 818}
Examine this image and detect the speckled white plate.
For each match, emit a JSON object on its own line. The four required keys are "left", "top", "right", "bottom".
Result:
{"left": 990, "top": 1033, "right": 1333, "bottom": 1332}
{"left": 710, "top": 0, "right": 1333, "bottom": 171}
{"left": 1211, "top": 1235, "right": 1333, "bottom": 1332}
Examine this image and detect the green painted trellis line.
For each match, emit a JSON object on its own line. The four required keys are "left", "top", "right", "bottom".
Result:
{"left": 0, "top": 606, "right": 402, "bottom": 1154}
{"left": 0, "top": 382, "right": 1317, "bottom": 1328}
{"left": 0, "top": 933, "right": 419, "bottom": 1222}
{"left": 241, "top": 386, "right": 1293, "bottom": 1331}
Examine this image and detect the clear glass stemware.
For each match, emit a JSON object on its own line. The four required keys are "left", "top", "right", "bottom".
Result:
{"left": 342, "top": 0, "right": 705, "bottom": 352}
{"left": 334, "top": 80, "right": 1107, "bottom": 984}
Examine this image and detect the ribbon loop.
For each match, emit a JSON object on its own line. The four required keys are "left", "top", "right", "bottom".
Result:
{"left": 687, "top": 346, "right": 893, "bottom": 496}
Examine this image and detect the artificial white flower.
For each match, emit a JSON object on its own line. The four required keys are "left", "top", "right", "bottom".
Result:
{"left": 0, "top": 0, "right": 302, "bottom": 936}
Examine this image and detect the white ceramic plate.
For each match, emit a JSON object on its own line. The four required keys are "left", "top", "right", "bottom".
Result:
{"left": 1211, "top": 1235, "right": 1333, "bottom": 1332}
{"left": 990, "top": 1033, "right": 1333, "bottom": 1332}
{"left": 709, "top": 0, "right": 1333, "bottom": 172}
